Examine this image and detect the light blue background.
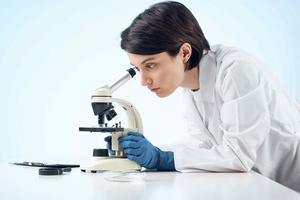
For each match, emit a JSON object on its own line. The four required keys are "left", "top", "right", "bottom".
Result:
{"left": 0, "top": 0, "right": 299, "bottom": 162}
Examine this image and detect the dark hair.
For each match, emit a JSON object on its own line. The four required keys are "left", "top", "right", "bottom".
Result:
{"left": 121, "top": 1, "right": 210, "bottom": 70}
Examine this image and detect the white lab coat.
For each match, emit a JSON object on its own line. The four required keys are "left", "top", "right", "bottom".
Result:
{"left": 165, "top": 45, "right": 300, "bottom": 192}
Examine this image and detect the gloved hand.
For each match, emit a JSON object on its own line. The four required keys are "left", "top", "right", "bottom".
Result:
{"left": 104, "top": 135, "right": 115, "bottom": 156}
{"left": 118, "top": 132, "right": 176, "bottom": 171}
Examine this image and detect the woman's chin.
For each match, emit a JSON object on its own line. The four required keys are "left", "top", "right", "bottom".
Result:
{"left": 155, "top": 89, "right": 173, "bottom": 98}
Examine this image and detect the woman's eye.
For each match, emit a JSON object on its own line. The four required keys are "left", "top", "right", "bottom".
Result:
{"left": 145, "top": 63, "right": 155, "bottom": 69}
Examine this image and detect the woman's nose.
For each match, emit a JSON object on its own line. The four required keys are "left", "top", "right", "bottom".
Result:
{"left": 140, "top": 74, "right": 152, "bottom": 86}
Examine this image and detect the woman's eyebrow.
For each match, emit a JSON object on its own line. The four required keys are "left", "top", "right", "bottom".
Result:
{"left": 130, "top": 57, "right": 155, "bottom": 71}
{"left": 140, "top": 57, "right": 155, "bottom": 65}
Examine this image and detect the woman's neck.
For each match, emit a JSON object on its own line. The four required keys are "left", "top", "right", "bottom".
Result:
{"left": 180, "top": 65, "right": 200, "bottom": 91}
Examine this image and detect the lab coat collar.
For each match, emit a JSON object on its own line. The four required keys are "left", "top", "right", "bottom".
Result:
{"left": 189, "top": 50, "right": 217, "bottom": 103}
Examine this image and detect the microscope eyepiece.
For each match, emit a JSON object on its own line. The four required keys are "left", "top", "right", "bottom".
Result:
{"left": 110, "top": 67, "right": 137, "bottom": 93}
{"left": 126, "top": 67, "right": 136, "bottom": 78}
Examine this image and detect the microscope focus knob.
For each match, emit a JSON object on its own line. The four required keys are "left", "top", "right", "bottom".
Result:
{"left": 106, "top": 109, "right": 117, "bottom": 121}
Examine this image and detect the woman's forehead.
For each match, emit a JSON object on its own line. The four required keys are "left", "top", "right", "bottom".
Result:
{"left": 127, "top": 52, "right": 169, "bottom": 66}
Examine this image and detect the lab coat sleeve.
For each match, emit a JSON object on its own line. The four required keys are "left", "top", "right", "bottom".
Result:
{"left": 173, "top": 58, "right": 271, "bottom": 172}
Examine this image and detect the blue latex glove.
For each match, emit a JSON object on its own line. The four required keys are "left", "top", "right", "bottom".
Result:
{"left": 104, "top": 135, "right": 115, "bottom": 156}
{"left": 118, "top": 132, "right": 175, "bottom": 171}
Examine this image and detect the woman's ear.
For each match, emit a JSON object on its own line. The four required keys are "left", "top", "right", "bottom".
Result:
{"left": 180, "top": 43, "right": 192, "bottom": 64}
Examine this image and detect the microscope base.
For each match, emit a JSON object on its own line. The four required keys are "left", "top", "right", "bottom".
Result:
{"left": 80, "top": 157, "right": 141, "bottom": 172}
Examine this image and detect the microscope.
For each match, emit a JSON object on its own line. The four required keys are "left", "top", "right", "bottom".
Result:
{"left": 79, "top": 68, "right": 143, "bottom": 172}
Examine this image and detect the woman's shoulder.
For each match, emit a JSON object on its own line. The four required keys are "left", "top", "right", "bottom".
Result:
{"left": 211, "top": 45, "right": 264, "bottom": 99}
{"left": 211, "top": 44, "right": 263, "bottom": 78}
{"left": 211, "top": 44, "right": 258, "bottom": 67}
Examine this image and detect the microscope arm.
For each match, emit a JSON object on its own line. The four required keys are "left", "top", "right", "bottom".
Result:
{"left": 111, "top": 98, "right": 143, "bottom": 133}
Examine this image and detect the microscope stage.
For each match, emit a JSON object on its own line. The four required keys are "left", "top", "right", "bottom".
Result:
{"left": 79, "top": 127, "right": 124, "bottom": 132}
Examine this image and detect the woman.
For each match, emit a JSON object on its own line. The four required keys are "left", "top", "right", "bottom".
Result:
{"left": 105, "top": 1, "right": 300, "bottom": 192}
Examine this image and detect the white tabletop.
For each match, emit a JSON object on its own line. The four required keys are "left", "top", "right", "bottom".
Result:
{"left": 0, "top": 163, "right": 299, "bottom": 200}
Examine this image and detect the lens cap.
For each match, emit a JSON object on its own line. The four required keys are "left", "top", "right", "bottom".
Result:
{"left": 93, "top": 148, "right": 109, "bottom": 157}
{"left": 39, "top": 167, "right": 72, "bottom": 175}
